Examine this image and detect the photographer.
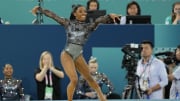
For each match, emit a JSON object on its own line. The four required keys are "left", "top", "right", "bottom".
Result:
{"left": 136, "top": 40, "right": 168, "bottom": 99}
{"left": 155, "top": 50, "right": 176, "bottom": 99}
{"left": 168, "top": 45, "right": 180, "bottom": 99}
{"left": 165, "top": 1, "right": 180, "bottom": 25}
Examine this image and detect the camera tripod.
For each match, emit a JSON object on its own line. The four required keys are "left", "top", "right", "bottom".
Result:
{"left": 121, "top": 74, "right": 143, "bottom": 99}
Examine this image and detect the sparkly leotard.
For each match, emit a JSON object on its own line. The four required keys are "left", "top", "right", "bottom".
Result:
{"left": 41, "top": 9, "right": 111, "bottom": 60}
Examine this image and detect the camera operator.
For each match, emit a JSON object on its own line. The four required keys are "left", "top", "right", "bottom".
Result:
{"left": 136, "top": 40, "right": 168, "bottom": 99}
{"left": 155, "top": 50, "right": 176, "bottom": 99}
{"left": 168, "top": 45, "right": 180, "bottom": 99}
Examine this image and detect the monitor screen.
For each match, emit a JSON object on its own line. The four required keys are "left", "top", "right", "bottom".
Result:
{"left": 126, "top": 15, "right": 151, "bottom": 24}
{"left": 86, "top": 10, "right": 106, "bottom": 23}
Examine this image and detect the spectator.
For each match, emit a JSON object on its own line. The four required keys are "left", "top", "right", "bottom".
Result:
{"left": 121, "top": 1, "right": 141, "bottom": 24}
{"left": 76, "top": 56, "right": 116, "bottom": 99}
{"left": 168, "top": 45, "right": 180, "bottom": 99}
{"left": 87, "top": 0, "right": 99, "bottom": 11}
{"left": 126, "top": 1, "right": 141, "bottom": 16}
{"left": 35, "top": 51, "right": 64, "bottom": 100}
{"left": 165, "top": 2, "right": 180, "bottom": 25}
{"left": 0, "top": 64, "right": 24, "bottom": 101}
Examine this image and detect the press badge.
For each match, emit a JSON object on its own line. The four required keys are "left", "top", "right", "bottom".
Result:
{"left": 140, "top": 73, "right": 149, "bottom": 92}
{"left": 44, "top": 86, "right": 53, "bottom": 100}
{"left": 140, "top": 79, "right": 149, "bottom": 91}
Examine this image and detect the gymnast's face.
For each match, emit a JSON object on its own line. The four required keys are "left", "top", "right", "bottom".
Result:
{"left": 73, "top": 6, "right": 87, "bottom": 21}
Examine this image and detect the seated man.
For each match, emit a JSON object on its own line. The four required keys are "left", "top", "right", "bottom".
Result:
{"left": 0, "top": 64, "right": 24, "bottom": 100}
{"left": 76, "top": 56, "right": 116, "bottom": 99}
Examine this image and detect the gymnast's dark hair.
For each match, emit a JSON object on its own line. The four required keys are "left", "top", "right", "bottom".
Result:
{"left": 70, "top": 4, "right": 84, "bottom": 20}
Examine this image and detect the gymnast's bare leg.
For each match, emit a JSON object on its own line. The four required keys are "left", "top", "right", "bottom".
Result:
{"left": 61, "top": 51, "right": 78, "bottom": 101}
{"left": 75, "top": 54, "right": 106, "bottom": 101}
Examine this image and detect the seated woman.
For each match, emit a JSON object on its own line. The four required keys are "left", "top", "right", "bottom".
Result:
{"left": 121, "top": 1, "right": 141, "bottom": 24}
{"left": 76, "top": 56, "right": 118, "bottom": 99}
{"left": 165, "top": 1, "right": 180, "bottom": 25}
{"left": 86, "top": 0, "right": 99, "bottom": 11}
{"left": 0, "top": 64, "right": 24, "bottom": 101}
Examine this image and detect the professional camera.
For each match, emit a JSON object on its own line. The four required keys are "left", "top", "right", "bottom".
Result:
{"left": 155, "top": 51, "right": 176, "bottom": 65}
{"left": 121, "top": 43, "right": 142, "bottom": 85}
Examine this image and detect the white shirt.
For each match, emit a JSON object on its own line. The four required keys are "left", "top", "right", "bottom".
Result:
{"left": 136, "top": 56, "right": 168, "bottom": 99}
{"left": 120, "top": 16, "right": 126, "bottom": 25}
{"left": 170, "top": 64, "right": 180, "bottom": 99}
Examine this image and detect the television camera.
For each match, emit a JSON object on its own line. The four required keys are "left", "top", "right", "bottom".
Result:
{"left": 121, "top": 43, "right": 142, "bottom": 84}
{"left": 121, "top": 43, "right": 143, "bottom": 99}
{"left": 155, "top": 51, "right": 176, "bottom": 65}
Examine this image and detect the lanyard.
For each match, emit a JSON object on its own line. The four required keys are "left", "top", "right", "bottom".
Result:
{"left": 140, "top": 57, "right": 154, "bottom": 79}
{"left": 45, "top": 71, "right": 53, "bottom": 86}
{"left": 176, "top": 92, "right": 179, "bottom": 99}
{"left": 140, "top": 64, "right": 150, "bottom": 79}
{"left": 139, "top": 57, "right": 154, "bottom": 99}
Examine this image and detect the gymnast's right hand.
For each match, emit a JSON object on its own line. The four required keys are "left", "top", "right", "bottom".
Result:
{"left": 31, "top": 6, "right": 41, "bottom": 15}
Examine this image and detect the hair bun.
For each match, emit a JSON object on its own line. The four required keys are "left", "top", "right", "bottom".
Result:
{"left": 72, "top": 4, "right": 76, "bottom": 9}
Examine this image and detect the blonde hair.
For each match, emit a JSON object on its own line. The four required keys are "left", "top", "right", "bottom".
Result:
{"left": 88, "top": 56, "right": 97, "bottom": 63}
{"left": 39, "top": 51, "right": 54, "bottom": 69}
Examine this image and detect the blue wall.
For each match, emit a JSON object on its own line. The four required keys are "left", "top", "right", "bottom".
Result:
{"left": 155, "top": 25, "right": 180, "bottom": 47}
{"left": 0, "top": 0, "right": 180, "bottom": 24}
{"left": 0, "top": 25, "right": 66, "bottom": 99}
{"left": 0, "top": 25, "right": 179, "bottom": 99}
